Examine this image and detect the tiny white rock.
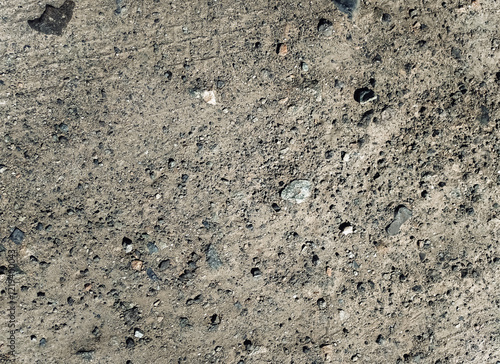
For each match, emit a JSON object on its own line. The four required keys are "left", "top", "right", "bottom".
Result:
{"left": 342, "top": 225, "right": 353, "bottom": 235}
{"left": 202, "top": 90, "right": 217, "bottom": 105}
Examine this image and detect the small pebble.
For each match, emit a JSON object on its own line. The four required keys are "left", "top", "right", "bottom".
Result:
{"left": 122, "top": 237, "right": 133, "bottom": 253}
{"left": 386, "top": 205, "right": 412, "bottom": 236}
{"left": 317, "top": 18, "right": 333, "bottom": 36}
{"left": 251, "top": 268, "right": 262, "bottom": 278}
{"left": 202, "top": 90, "right": 217, "bottom": 105}
{"left": 281, "top": 180, "right": 312, "bottom": 204}
{"left": 10, "top": 227, "right": 25, "bottom": 244}
{"left": 158, "top": 259, "right": 171, "bottom": 271}
{"left": 332, "top": 0, "right": 359, "bottom": 18}
{"left": 205, "top": 244, "right": 223, "bottom": 269}
{"left": 131, "top": 260, "right": 143, "bottom": 271}
{"left": 146, "top": 268, "right": 160, "bottom": 281}
{"left": 126, "top": 337, "right": 135, "bottom": 348}
{"left": 301, "top": 62, "right": 309, "bottom": 72}
{"left": 271, "top": 203, "right": 281, "bottom": 212}
{"left": 354, "top": 88, "right": 377, "bottom": 104}
{"left": 277, "top": 43, "right": 288, "bottom": 56}
{"left": 340, "top": 222, "right": 353, "bottom": 235}
{"left": 134, "top": 329, "right": 144, "bottom": 338}
{"left": 147, "top": 242, "right": 158, "bottom": 254}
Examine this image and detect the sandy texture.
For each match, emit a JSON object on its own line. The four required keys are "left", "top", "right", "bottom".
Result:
{"left": 0, "top": 0, "right": 500, "bottom": 363}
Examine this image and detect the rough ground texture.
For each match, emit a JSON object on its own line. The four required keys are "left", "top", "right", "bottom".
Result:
{"left": 0, "top": 0, "right": 500, "bottom": 363}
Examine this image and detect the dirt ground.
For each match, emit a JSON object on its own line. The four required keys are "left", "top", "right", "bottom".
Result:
{"left": 0, "top": 0, "right": 499, "bottom": 363}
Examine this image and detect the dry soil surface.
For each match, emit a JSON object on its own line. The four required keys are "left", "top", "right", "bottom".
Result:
{"left": 0, "top": 0, "right": 500, "bottom": 363}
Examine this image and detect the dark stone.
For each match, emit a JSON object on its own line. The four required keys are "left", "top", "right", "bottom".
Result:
{"left": 376, "top": 334, "right": 385, "bottom": 344}
{"left": 146, "top": 268, "right": 160, "bottom": 281}
{"left": 179, "top": 269, "right": 194, "bottom": 281}
{"left": 332, "top": 0, "right": 359, "bottom": 17}
{"left": 271, "top": 203, "right": 281, "bottom": 212}
{"left": 122, "top": 237, "right": 132, "bottom": 248}
{"left": 358, "top": 109, "right": 374, "bottom": 127}
{"left": 451, "top": 47, "right": 462, "bottom": 60}
{"left": 354, "top": 88, "right": 377, "bottom": 104}
{"left": 478, "top": 105, "right": 489, "bottom": 125}
{"left": 205, "top": 244, "right": 223, "bottom": 269}
{"left": 244, "top": 339, "right": 254, "bottom": 352}
{"left": 186, "top": 294, "right": 203, "bottom": 305}
{"left": 28, "top": 0, "right": 75, "bottom": 36}
{"left": 381, "top": 13, "right": 391, "bottom": 22}
{"left": 126, "top": 337, "right": 135, "bottom": 348}
{"left": 158, "top": 259, "right": 171, "bottom": 271}
{"left": 251, "top": 267, "right": 261, "bottom": 278}
{"left": 9, "top": 227, "right": 25, "bottom": 244}
{"left": 317, "top": 18, "right": 333, "bottom": 36}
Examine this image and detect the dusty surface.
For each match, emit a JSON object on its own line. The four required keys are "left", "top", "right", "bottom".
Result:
{"left": 0, "top": 0, "right": 500, "bottom": 363}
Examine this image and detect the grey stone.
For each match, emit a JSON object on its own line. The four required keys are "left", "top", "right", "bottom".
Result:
{"left": 76, "top": 350, "right": 95, "bottom": 361}
{"left": 317, "top": 19, "right": 333, "bottom": 36}
{"left": 27, "top": 0, "right": 75, "bottom": 36}
{"left": 147, "top": 242, "right": 158, "bottom": 254}
{"left": 386, "top": 205, "right": 412, "bottom": 236}
{"left": 251, "top": 267, "right": 261, "bottom": 278}
{"left": 205, "top": 244, "right": 223, "bottom": 269}
{"left": 332, "top": 0, "right": 359, "bottom": 18}
{"left": 478, "top": 105, "right": 489, "bottom": 125}
{"left": 9, "top": 227, "right": 24, "bottom": 244}
{"left": 281, "top": 180, "right": 312, "bottom": 204}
